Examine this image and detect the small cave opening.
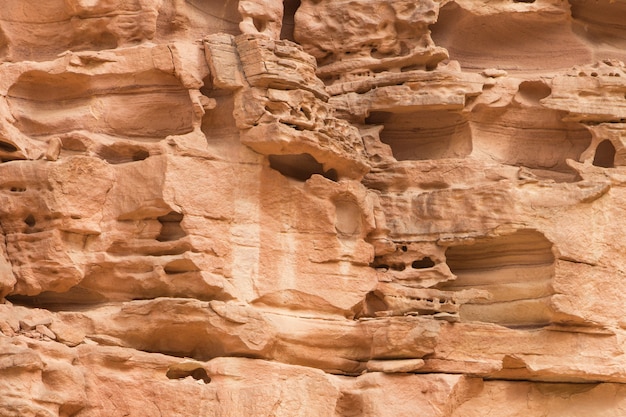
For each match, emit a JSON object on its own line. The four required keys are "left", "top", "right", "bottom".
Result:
{"left": 593, "top": 140, "right": 615, "bottom": 168}
{"left": 97, "top": 146, "right": 150, "bottom": 164}
{"left": 156, "top": 212, "right": 186, "bottom": 242}
{"left": 369, "top": 256, "right": 406, "bottom": 272}
{"left": 268, "top": 153, "right": 338, "bottom": 182}
{"left": 366, "top": 110, "right": 472, "bottom": 161}
{"left": 253, "top": 18, "right": 266, "bottom": 33}
{"left": 412, "top": 257, "right": 435, "bottom": 269}
{"left": 24, "top": 214, "right": 36, "bottom": 228}
{"left": 516, "top": 81, "right": 552, "bottom": 105}
{"left": 280, "top": 0, "right": 301, "bottom": 42}
{"left": 438, "top": 230, "right": 555, "bottom": 328}
{"left": 163, "top": 259, "right": 199, "bottom": 275}
{"left": 355, "top": 290, "right": 388, "bottom": 318}
{"left": 166, "top": 367, "right": 211, "bottom": 384}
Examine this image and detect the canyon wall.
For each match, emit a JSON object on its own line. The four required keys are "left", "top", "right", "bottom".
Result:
{"left": 2, "top": 0, "right": 626, "bottom": 415}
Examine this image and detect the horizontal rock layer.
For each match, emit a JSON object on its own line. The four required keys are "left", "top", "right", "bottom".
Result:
{"left": 2, "top": 0, "right": 626, "bottom": 416}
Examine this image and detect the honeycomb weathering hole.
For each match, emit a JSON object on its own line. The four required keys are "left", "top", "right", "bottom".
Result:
{"left": 593, "top": 140, "right": 616, "bottom": 168}
{"left": 366, "top": 110, "right": 472, "bottom": 161}
{"left": 166, "top": 367, "right": 211, "bottom": 384}
{"left": 157, "top": 212, "right": 186, "bottom": 242}
{"left": 412, "top": 257, "right": 435, "bottom": 269}
{"left": 516, "top": 81, "right": 552, "bottom": 105}
{"left": 280, "top": 0, "right": 301, "bottom": 41}
{"left": 269, "top": 153, "right": 338, "bottom": 181}
{"left": 440, "top": 230, "right": 555, "bottom": 327}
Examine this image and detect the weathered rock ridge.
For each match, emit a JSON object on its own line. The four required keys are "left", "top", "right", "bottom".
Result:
{"left": 2, "top": 0, "right": 626, "bottom": 416}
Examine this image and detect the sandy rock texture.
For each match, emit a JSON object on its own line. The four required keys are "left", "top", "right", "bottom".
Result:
{"left": 1, "top": 0, "right": 626, "bottom": 415}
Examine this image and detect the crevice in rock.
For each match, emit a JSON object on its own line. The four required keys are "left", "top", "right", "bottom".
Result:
{"left": 280, "top": 0, "right": 301, "bottom": 42}
{"left": 0, "top": 141, "right": 18, "bottom": 153}
{"left": 438, "top": 230, "right": 556, "bottom": 328}
{"left": 0, "top": 139, "right": 24, "bottom": 162}
{"left": 366, "top": 111, "right": 472, "bottom": 161}
{"left": 269, "top": 153, "right": 338, "bottom": 182}
{"left": 6, "top": 288, "right": 108, "bottom": 309}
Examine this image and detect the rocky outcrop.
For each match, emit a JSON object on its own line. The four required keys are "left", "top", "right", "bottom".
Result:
{"left": 2, "top": 0, "right": 626, "bottom": 416}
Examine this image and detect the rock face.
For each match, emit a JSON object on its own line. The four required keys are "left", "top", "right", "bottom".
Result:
{"left": 2, "top": 0, "right": 626, "bottom": 415}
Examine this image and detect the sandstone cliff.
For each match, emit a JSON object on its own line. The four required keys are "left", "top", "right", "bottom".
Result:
{"left": 2, "top": 0, "right": 626, "bottom": 416}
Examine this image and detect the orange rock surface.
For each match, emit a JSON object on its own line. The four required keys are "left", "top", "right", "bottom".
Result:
{"left": 2, "top": 0, "right": 626, "bottom": 415}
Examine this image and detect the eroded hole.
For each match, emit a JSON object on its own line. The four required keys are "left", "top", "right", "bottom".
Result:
{"left": 412, "top": 257, "right": 435, "bottom": 269}
{"left": 253, "top": 17, "right": 267, "bottom": 32}
{"left": 163, "top": 259, "right": 199, "bottom": 275}
{"left": 166, "top": 367, "right": 211, "bottom": 384}
{"left": 366, "top": 111, "right": 472, "bottom": 160}
{"left": 24, "top": 214, "right": 36, "bottom": 227}
{"left": 133, "top": 150, "right": 150, "bottom": 161}
{"left": 517, "top": 81, "right": 551, "bottom": 105}
{"left": 0, "top": 141, "right": 18, "bottom": 153}
{"left": 269, "top": 153, "right": 338, "bottom": 182}
{"left": 439, "top": 230, "right": 555, "bottom": 327}
{"left": 98, "top": 146, "right": 151, "bottom": 164}
{"left": 593, "top": 140, "right": 616, "bottom": 168}
{"left": 280, "top": 0, "right": 301, "bottom": 41}
{"left": 390, "top": 263, "right": 405, "bottom": 272}
{"left": 356, "top": 290, "right": 388, "bottom": 318}
{"left": 156, "top": 212, "right": 186, "bottom": 242}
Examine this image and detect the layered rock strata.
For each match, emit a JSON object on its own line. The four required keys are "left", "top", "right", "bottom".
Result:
{"left": 2, "top": 0, "right": 626, "bottom": 416}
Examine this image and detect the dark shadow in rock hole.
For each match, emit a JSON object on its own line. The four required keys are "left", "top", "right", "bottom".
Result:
{"left": 280, "top": 0, "right": 301, "bottom": 41}
{"left": 593, "top": 139, "right": 615, "bottom": 168}
{"left": 166, "top": 367, "right": 211, "bottom": 384}
{"left": 269, "top": 153, "right": 337, "bottom": 181}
